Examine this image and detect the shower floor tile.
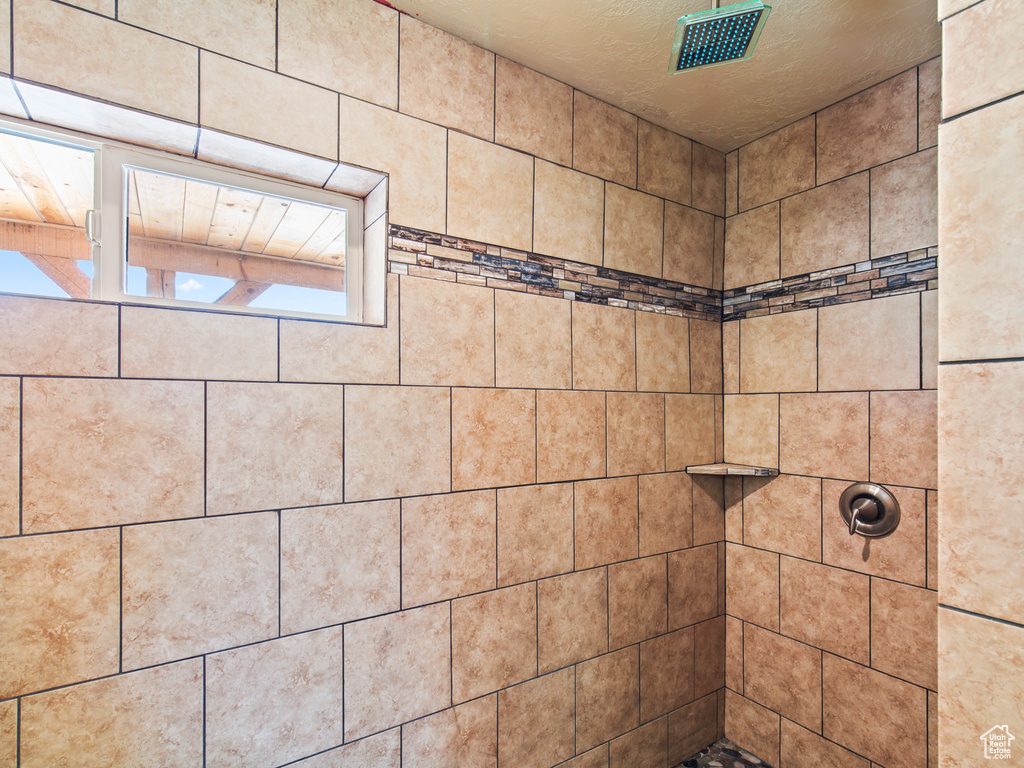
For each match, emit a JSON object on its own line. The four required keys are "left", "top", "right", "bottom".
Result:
{"left": 677, "top": 737, "right": 774, "bottom": 768}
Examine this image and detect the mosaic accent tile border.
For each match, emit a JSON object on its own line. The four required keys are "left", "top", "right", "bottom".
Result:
{"left": 722, "top": 247, "right": 938, "bottom": 321}
{"left": 678, "top": 737, "right": 773, "bottom": 768}
{"left": 387, "top": 225, "right": 722, "bottom": 321}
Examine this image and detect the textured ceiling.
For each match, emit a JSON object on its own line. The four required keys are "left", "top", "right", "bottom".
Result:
{"left": 392, "top": 0, "right": 941, "bottom": 152}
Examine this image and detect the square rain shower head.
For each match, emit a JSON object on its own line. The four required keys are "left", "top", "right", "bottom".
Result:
{"left": 669, "top": 1, "right": 772, "bottom": 74}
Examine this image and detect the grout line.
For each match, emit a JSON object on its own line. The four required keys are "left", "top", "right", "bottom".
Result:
{"left": 18, "top": 377, "right": 23, "bottom": 535}
{"left": 118, "top": 527, "right": 123, "bottom": 673}
{"left": 277, "top": 510, "right": 282, "bottom": 637}
{"left": 202, "top": 655, "right": 207, "bottom": 768}
{"left": 939, "top": 603, "right": 1024, "bottom": 632}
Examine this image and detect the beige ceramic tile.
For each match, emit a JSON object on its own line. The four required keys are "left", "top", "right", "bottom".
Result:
{"left": 692, "top": 143, "right": 725, "bottom": 216}
{"left": 572, "top": 301, "right": 635, "bottom": 391}
{"left": 939, "top": 94, "right": 1024, "bottom": 361}
{"left": 822, "top": 480, "right": 926, "bottom": 586}
{"left": 23, "top": 378, "right": 203, "bottom": 531}
{"left": 344, "top": 603, "right": 451, "bottom": 740}
{"left": 943, "top": 0, "right": 1024, "bottom": 118}
{"left": 402, "top": 696, "right": 495, "bottom": 768}
{"left": 339, "top": 94, "right": 446, "bottom": 233}
{"left": 123, "top": 513, "right": 277, "bottom": 669}
{"left": 281, "top": 500, "right": 400, "bottom": 634}
{"left": 918, "top": 58, "right": 941, "bottom": 150}
{"left": 399, "top": 15, "right": 494, "bottom": 140}
{"left": 609, "top": 556, "right": 667, "bottom": 650}
{"left": 690, "top": 319, "right": 723, "bottom": 394}
{"left": 694, "top": 616, "right": 725, "bottom": 698}
{"left": 497, "top": 483, "right": 574, "bottom": 587}
{"left": 537, "top": 389, "right": 606, "bottom": 483}
{"left": 201, "top": 52, "right": 337, "bottom": 159}
{"left": 402, "top": 490, "right": 496, "bottom": 608}
{"left": 278, "top": 0, "right": 398, "bottom": 108}
{"left": 823, "top": 654, "right": 926, "bottom": 768}
{"left": 871, "top": 148, "right": 938, "bottom": 258}
{"left": 740, "top": 310, "right": 816, "bottom": 393}
{"left": 121, "top": 0, "right": 274, "bottom": 68}
{"left": 781, "top": 172, "right": 870, "bottom": 277}
{"left": 452, "top": 388, "right": 536, "bottom": 490}
{"left": 447, "top": 131, "right": 533, "bottom": 251}
{"left": 817, "top": 69, "right": 919, "bottom": 184}
{"left": 669, "top": 694, "right": 718, "bottom": 766}
{"left": 0, "top": 699, "right": 13, "bottom": 767}
{"left": 726, "top": 616, "right": 743, "bottom": 692}
{"left": 452, "top": 583, "right": 537, "bottom": 702}
{"left": 938, "top": 0, "right": 979, "bottom": 18}
{"left": 54, "top": 0, "right": 114, "bottom": 15}
{"left": 781, "top": 557, "right": 869, "bottom": 664}
{"left": 870, "top": 390, "right": 937, "bottom": 489}
{"left": 781, "top": 719, "right": 870, "bottom": 768}
{"left": 610, "top": 717, "right": 668, "bottom": 768}
{"left": 638, "top": 120, "right": 691, "bottom": 205}
{"left": 20, "top": 660, "right": 202, "bottom": 768}
{"left": 344, "top": 384, "right": 451, "bottom": 501}
{"left": 939, "top": 607, "right": 1024, "bottom": 768}
{"left": 724, "top": 203, "right": 780, "bottom": 289}
{"left": 921, "top": 291, "right": 937, "bottom": 389}
{"left": 295, "top": 729, "right": 399, "bottom": 768}
{"left": 818, "top": 293, "right": 921, "bottom": 391}
{"left": 0, "top": 295, "right": 117, "bottom": 376}
{"left": 207, "top": 382, "right": 343, "bottom": 514}
{"left": 14, "top": 0, "right": 198, "bottom": 121}
{"left": 495, "top": 289, "right": 572, "bottom": 389}
{"left": 121, "top": 306, "right": 277, "bottom": 381}
{"left": 723, "top": 394, "right": 778, "bottom": 469}
{"left": 928, "top": 690, "right": 937, "bottom": 768}
{"left": 0, "top": 378, "right": 16, "bottom": 536}
{"left": 574, "top": 476, "right": 639, "bottom": 569}
{"left": 693, "top": 474, "right": 724, "bottom": 546}
{"left": 737, "top": 116, "right": 815, "bottom": 212}
{"left": 780, "top": 392, "right": 869, "bottom": 480}
{"left": 927, "top": 489, "right": 938, "bottom": 591}
{"left": 606, "top": 392, "right": 665, "bottom": 476}
{"left": 498, "top": 669, "right": 575, "bottom": 768}
{"left": 636, "top": 311, "right": 690, "bottom": 393}
{"left": 743, "top": 624, "right": 821, "bottom": 732}
{"left": 538, "top": 567, "right": 608, "bottom": 673}
{"left": 533, "top": 159, "right": 604, "bottom": 266}
{"left": 562, "top": 745, "right": 610, "bottom": 768}
{"left": 666, "top": 394, "right": 716, "bottom": 470}
{"left": 495, "top": 57, "right": 572, "bottom": 165}
{"left": 639, "top": 472, "right": 693, "bottom": 556}
{"left": 668, "top": 544, "right": 718, "bottom": 630}
{"left": 743, "top": 474, "right": 821, "bottom": 560}
{"left": 726, "top": 543, "right": 780, "bottom": 631}
{"left": 281, "top": 274, "right": 400, "bottom": 384}
{"left": 0, "top": 529, "right": 118, "bottom": 699}
{"left": 576, "top": 646, "right": 640, "bottom": 752}
{"left": 714, "top": 216, "right": 726, "bottom": 292}
{"left": 724, "top": 690, "right": 780, "bottom": 767}
{"left": 573, "top": 91, "right": 638, "bottom": 188}
{"left": 401, "top": 275, "right": 495, "bottom": 387}
{"left": 725, "top": 149, "right": 738, "bottom": 216}
{"left": 604, "top": 184, "right": 664, "bottom": 278}
{"left": 722, "top": 319, "right": 738, "bottom": 395}
{"left": 871, "top": 579, "right": 936, "bottom": 690}
{"left": 725, "top": 475, "right": 742, "bottom": 543}
{"left": 663, "top": 202, "right": 715, "bottom": 287}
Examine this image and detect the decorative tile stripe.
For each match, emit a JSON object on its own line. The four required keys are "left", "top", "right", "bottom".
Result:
{"left": 387, "top": 225, "right": 722, "bottom": 321}
{"left": 722, "top": 247, "right": 938, "bottom": 321}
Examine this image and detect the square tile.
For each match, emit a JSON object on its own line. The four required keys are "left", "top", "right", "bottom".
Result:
{"left": 573, "top": 91, "right": 638, "bottom": 188}
{"left": 452, "top": 583, "right": 537, "bottom": 702}
{"left": 452, "top": 387, "right": 536, "bottom": 490}
{"left": 0, "top": 295, "right": 117, "bottom": 376}
{"left": 724, "top": 690, "right": 780, "bottom": 767}
{"left": 726, "top": 543, "right": 780, "bottom": 632}
{"left": 737, "top": 116, "right": 815, "bottom": 212}
{"left": 281, "top": 500, "right": 400, "bottom": 634}
{"left": 663, "top": 201, "right": 715, "bottom": 287}
{"left": 871, "top": 579, "right": 936, "bottom": 690}
{"left": 693, "top": 475, "right": 725, "bottom": 546}
{"left": 666, "top": 394, "right": 716, "bottom": 470}
{"left": 639, "top": 472, "right": 693, "bottom": 556}
{"left": 743, "top": 474, "right": 821, "bottom": 560}
{"left": 781, "top": 172, "right": 870, "bottom": 277}
{"left": 740, "top": 310, "right": 817, "bottom": 393}
{"left": 496, "top": 289, "right": 572, "bottom": 389}
{"left": 344, "top": 384, "right": 451, "bottom": 501}
{"left": 918, "top": 58, "right": 941, "bottom": 150}
{"left": 870, "top": 148, "right": 938, "bottom": 258}
{"left": 638, "top": 120, "right": 691, "bottom": 206}
{"left": 780, "top": 557, "right": 869, "bottom": 664}
{"left": 538, "top": 567, "right": 608, "bottom": 673}
{"left": 743, "top": 623, "right": 821, "bottom": 732}
{"left": 497, "top": 483, "right": 574, "bottom": 587}
{"left": 870, "top": 390, "right": 937, "bottom": 489}
{"left": 572, "top": 301, "right": 635, "bottom": 391}
{"left": 576, "top": 646, "right": 640, "bottom": 752}
{"left": 636, "top": 309, "right": 690, "bottom": 393}
{"left": 610, "top": 717, "right": 668, "bottom": 768}
{"left": 816, "top": 69, "right": 918, "bottom": 184}
{"left": 498, "top": 669, "right": 575, "bottom": 768}
{"left": 206, "top": 382, "right": 344, "bottom": 515}
{"left": 694, "top": 616, "right": 725, "bottom": 698}
{"left": 344, "top": 603, "right": 451, "bottom": 740}
{"left": 606, "top": 392, "right": 665, "bottom": 476}
{"left": 574, "top": 476, "right": 639, "bottom": 570}
{"left": 609, "top": 555, "right": 667, "bottom": 650}
{"left": 689, "top": 319, "right": 722, "bottom": 394}
{"left": 399, "top": 15, "right": 494, "bottom": 140}
{"left": 724, "top": 202, "right": 780, "bottom": 289}
{"left": 123, "top": 513, "right": 278, "bottom": 669}
{"left": 692, "top": 143, "right": 725, "bottom": 216}
{"left": 668, "top": 544, "right": 718, "bottom": 630}
{"left": 669, "top": 694, "right": 718, "bottom": 766}
{"left": 495, "top": 57, "right": 572, "bottom": 166}
{"left": 537, "top": 390, "right": 607, "bottom": 483}
{"left": 533, "top": 159, "right": 604, "bottom": 266}
{"left": 724, "top": 394, "right": 778, "bottom": 469}
{"left": 780, "top": 392, "right": 868, "bottom": 480}
{"left": 402, "top": 490, "right": 496, "bottom": 608}
{"left": 781, "top": 719, "right": 869, "bottom": 768}
{"left": 447, "top": 131, "right": 533, "bottom": 252}
{"left": 604, "top": 184, "right": 664, "bottom": 278}
{"left": 402, "top": 696, "right": 496, "bottom": 768}
{"left": 23, "top": 378, "right": 203, "bottom": 531}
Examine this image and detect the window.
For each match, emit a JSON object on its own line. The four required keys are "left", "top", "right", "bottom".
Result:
{"left": 0, "top": 120, "right": 372, "bottom": 323}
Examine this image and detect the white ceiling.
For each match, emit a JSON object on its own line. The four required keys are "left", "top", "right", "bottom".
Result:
{"left": 392, "top": 0, "right": 941, "bottom": 152}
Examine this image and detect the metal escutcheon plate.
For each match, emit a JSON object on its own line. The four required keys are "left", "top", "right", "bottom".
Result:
{"left": 839, "top": 482, "right": 901, "bottom": 538}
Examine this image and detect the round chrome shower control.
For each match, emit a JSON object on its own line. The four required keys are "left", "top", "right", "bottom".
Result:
{"left": 839, "top": 482, "right": 900, "bottom": 538}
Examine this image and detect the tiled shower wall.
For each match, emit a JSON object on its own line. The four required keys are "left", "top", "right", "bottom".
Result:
{"left": 720, "top": 63, "right": 941, "bottom": 768}
{"left": 0, "top": 1, "right": 729, "bottom": 767}
{"left": 936, "top": 1, "right": 1024, "bottom": 766}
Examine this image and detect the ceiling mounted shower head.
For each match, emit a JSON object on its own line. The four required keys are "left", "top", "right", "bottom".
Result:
{"left": 669, "top": 1, "right": 772, "bottom": 74}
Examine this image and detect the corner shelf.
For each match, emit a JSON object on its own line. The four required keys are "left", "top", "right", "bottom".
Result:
{"left": 685, "top": 463, "right": 779, "bottom": 477}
